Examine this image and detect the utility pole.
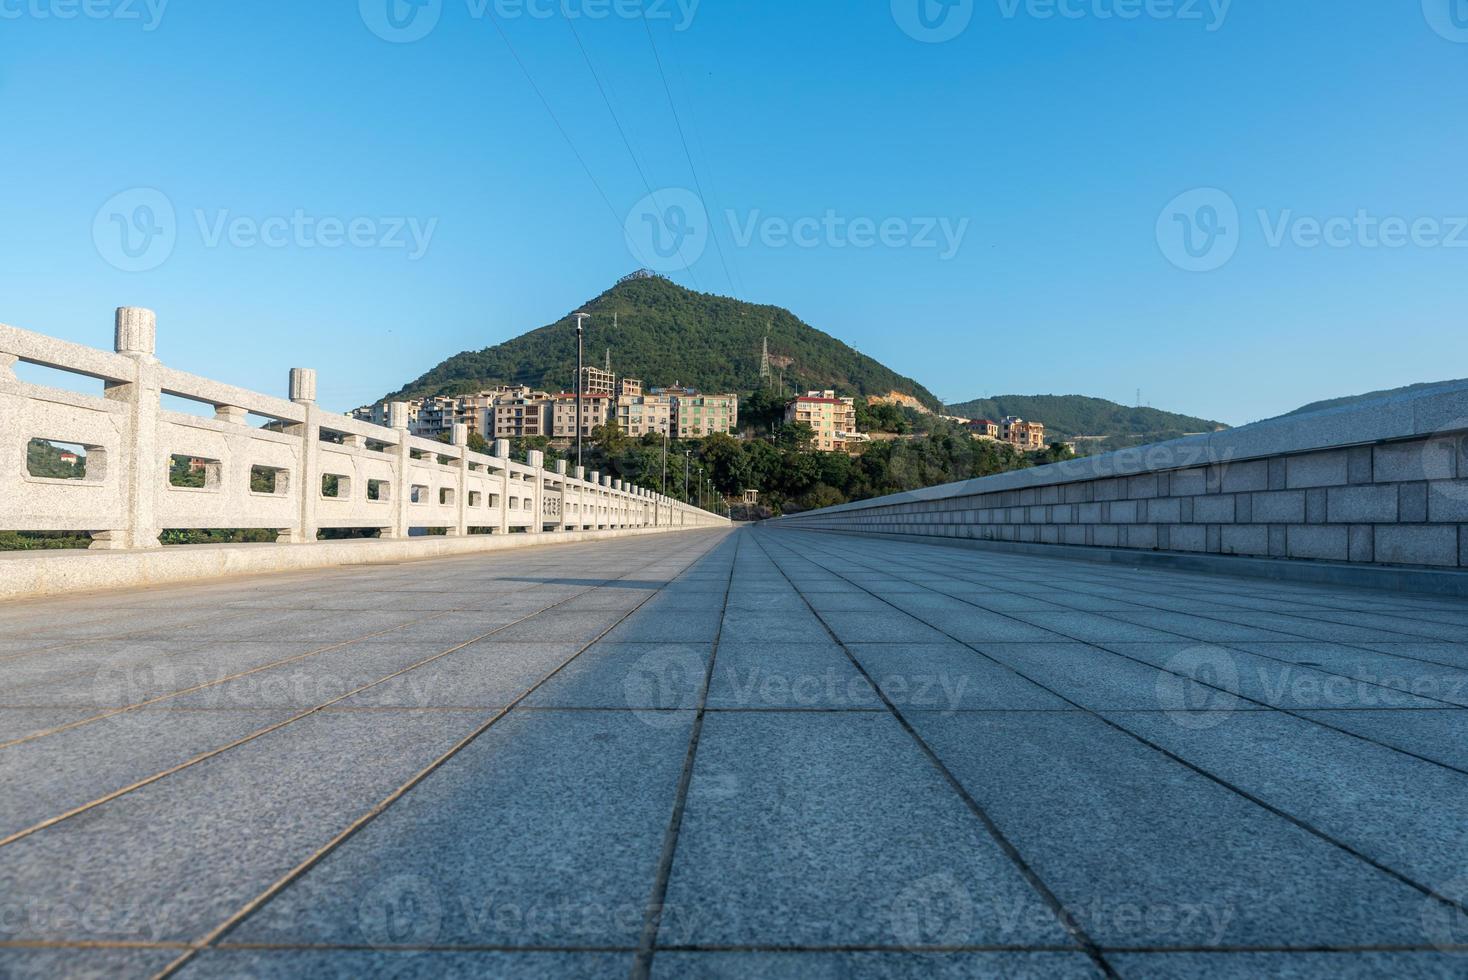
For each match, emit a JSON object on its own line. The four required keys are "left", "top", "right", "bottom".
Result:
{"left": 661, "top": 430, "right": 668, "bottom": 494}
{"left": 573, "top": 312, "right": 590, "bottom": 469}
{"left": 683, "top": 450, "right": 690, "bottom": 503}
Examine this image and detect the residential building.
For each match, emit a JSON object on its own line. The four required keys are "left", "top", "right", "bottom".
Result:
{"left": 1002, "top": 416, "right": 1047, "bottom": 450}
{"left": 580, "top": 366, "right": 616, "bottom": 397}
{"left": 619, "top": 378, "right": 643, "bottom": 397}
{"left": 968, "top": 418, "right": 1001, "bottom": 440}
{"left": 785, "top": 390, "right": 859, "bottom": 452}
{"left": 673, "top": 391, "right": 739, "bottom": 439}
{"left": 489, "top": 391, "right": 553, "bottom": 440}
{"left": 411, "top": 396, "right": 474, "bottom": 439}
{"left": 615, "top": 393, "right": 674, "bottom": 438}
{"left": 552, "top": 393, "right": 612, "bottom": 439}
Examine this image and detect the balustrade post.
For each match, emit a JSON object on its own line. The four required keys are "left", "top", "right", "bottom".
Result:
{"left": 555, "top": 460, "right": 568, "bottom": 531}
{"left": 94, "top": 308, "right": 161, "bottom": 550}
{"left": 526, "top": 449, "right": 544, "bottom": 534}
{"left": 574, "top": 466, "right": 585, "bottom": 530}
{"left": 494, "top": 439, "right": 511, "bottom": 534}
{"left": 386, "top": 401, "right": 411, "bottom": 539}
{"left": 451, "top": 423, "right": 470, "bottom": 537}
{"left": 287, "top": 368, "right": 319, "bottom": 544}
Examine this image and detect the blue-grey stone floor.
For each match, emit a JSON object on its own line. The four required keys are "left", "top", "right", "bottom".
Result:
{"left": 2, "top": 526, "right": 1467, "bottom": 979}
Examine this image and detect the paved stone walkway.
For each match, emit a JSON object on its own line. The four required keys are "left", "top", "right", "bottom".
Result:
{"left": 1, "top": 526, "right": 1467, "bottom": 978}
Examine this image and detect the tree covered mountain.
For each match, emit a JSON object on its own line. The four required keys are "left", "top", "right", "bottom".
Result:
{"left": 946, "top": 394, "right": 1225, "bottom": 448}
{"left": 388, "top": 273, "right": 941, "bottom": 408}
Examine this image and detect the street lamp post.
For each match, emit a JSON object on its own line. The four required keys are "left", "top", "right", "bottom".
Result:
{"left": 662, "top": 430, "right": 668, "bottom": 495}
{"left": 683, "top": 450, "right": 690, "bottom": 504}
{"left": 573, "top": 312, "right": 590, "bottom": 470}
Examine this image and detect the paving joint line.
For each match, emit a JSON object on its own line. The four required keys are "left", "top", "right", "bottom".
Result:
{"left": 747, "top": 529, "right": 1121, "bottom": 980}
{"left": 630, "top": 531, "right": 742, "bottom": 980}
{"left": 148, "top": 531, "right": 735, "bottom": 980}
{"left": 762, "top": 529, "right": 1468, "bottom": 925}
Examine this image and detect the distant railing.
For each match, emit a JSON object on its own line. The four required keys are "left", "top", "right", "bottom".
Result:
{"left": 0, "top": 308, "right": 726, "bottom": 550}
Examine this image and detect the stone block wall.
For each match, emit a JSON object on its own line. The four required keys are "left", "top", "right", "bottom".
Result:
{"left": 778, "top": 384, "right": 1468, "bottom": 573}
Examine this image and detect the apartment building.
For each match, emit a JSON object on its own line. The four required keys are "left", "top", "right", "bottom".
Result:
{"left": 552, "top": 393, "right": 612, "bottom": 439}
{"left": 1002, "top": 416, "right": 1047, "bottom": 450}
{"left": 580, "top": 366, "right": 616, "bottom": 397}
{"left": 784, "top": 391, "right": 859, "bottom": 452}
{"left": 615, "top": 394, "right": 674, "bottom": 437}
{"left": 490, "top": 392, "right": 553, "bottom": 440}
{"left": 672, "top": 391, "right": 739, "bottom": 439}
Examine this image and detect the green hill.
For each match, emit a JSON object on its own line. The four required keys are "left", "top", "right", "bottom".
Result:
{"left": 1281, "top": 378, "right": 1468, "bottom": 418}
{"left": 388, "top": 273, "right": 941, "bottom": 409}
{"left": 947, "top": 394, "right": 1225, "bottom": 449}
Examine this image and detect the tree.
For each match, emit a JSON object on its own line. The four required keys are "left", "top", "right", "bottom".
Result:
{"left": 776, "top": 421, "right": 815, "bottom": 452}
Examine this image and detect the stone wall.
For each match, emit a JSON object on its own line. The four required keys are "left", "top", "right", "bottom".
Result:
{"left": 777, "top": 382, "right": 1468, "bottom": 574}
{"left": 1, "top": 308, "right": 726, "bottom": 554}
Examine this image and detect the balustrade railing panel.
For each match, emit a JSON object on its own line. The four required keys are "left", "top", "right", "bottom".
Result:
{"left": 0, "top": 308, "right": 728, "bottom": 551}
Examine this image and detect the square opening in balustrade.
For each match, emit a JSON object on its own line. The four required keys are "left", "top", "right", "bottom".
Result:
{"left": 169, "top": 454, "right": 221, "bottom": 490}
{"left": 250, "top": 465, "right": 290, "bottom": 495}
{"left": 26, "top": 439, "right": 105, "bottom": 481}
{"left": 321, "top": 474, "right": 351, "bottom": 498}
{"left": 410, "top": 484, "right": 429, "bottom": 504}
{"left": 439, "top": 488, "right": 454, "bottom": 506}
{"left": 468, "top": 491, "right": 482, "bottom": 508}
{"left": 367, "top": 479, "right": 390, "bottom": 502}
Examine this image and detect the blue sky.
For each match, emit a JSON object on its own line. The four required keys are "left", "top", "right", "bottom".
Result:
{"left": 1, "top": 1, "right": 1464, "bottom": 425}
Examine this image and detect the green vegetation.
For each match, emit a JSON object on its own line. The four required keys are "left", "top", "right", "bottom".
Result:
{"left": 387, "top": 274, "right": 940, "bottom": 410}
{"left": 946, "top": 395, "right": 1224, "bottom": 451}
{"left": 572, "top": 412, "right": 1072, "bottom": 517}
{"left": 27, "top": 439, "right": 86, "bottom": 480}
{"left": 0, "top": 531, "right": 92, "bottom": 550}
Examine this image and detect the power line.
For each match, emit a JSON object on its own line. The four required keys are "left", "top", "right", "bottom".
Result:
{"left": 639, "top": 7, "right": 737, "bottom": 296}
{"left": 487, "top": 10, "right": 623, "bottom": 235}
{"left": 667, "top": 40, "right": 746, "bottom": 298}
{"left": 561, "top": 12, "right": 702, "bottom": 294}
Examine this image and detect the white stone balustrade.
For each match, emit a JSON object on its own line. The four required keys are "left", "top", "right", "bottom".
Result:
{"left": 0, "top": 308, "right": 726, "bottom": 551}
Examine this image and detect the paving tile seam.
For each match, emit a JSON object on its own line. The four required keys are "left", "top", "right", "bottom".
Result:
{"left": 846, "top": 541, "right": 1464, "bottom": 642}
{"left": 848, "top": 552, "right": 1467, "bottom": 618}
{"left": 759, "top": 529, "right": 1468, "bottom": 927}
{"left": 0, "top": 539, "right": 728, "bottom": 850}
{"left": 630, "top": 533, "right": 742, "bottom": 980}
{"left": 0, "top": 550, "right": 697, "bottom": 743}
{"left": 6, "top": 939, "right": 1468, "bottom": 954}
{"left": 0, "top": 611, "right": 470, "bottom": 751}
{"left": 787, "top": 531, "right": 1468, "bottom": 775}
{"left": 148, "top": 530, "right": 735, "bottom": 980}
{"left": 745, "top": 530, "right": 1121, "bottom": 980}
{"left": 840, "top": 546, "right": 1468, "bottom": 767}
{"left": 803, "top": 531, "right": 1468, "bottom": 611}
